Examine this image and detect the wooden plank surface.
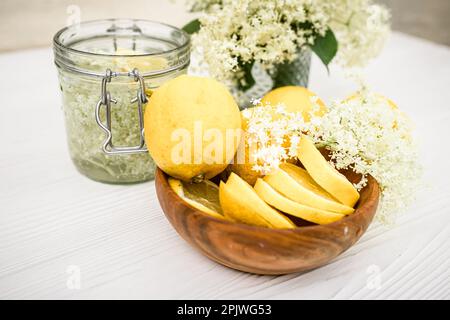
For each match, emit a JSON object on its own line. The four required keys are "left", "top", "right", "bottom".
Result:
{"left": 0, "top": 32, "right": 449, "bottom": 299}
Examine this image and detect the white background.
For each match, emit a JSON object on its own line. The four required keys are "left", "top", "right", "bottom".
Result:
{"left": 0, "top": 32, "right": 449, "bottom": 299}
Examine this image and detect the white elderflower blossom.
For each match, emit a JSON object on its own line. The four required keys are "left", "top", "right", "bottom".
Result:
{"left": 243, "top": 89, "right": 421, "bottom": 223}
{"left": 190, "top": 0, "right": 331, "bottom": 85}
{"left": 308, "top": 91, "right": 422, "bottom": 222}
{"left": 244, "top": 104, "right": 306, "bottom": 174}
{"left": 188, "top": 0, "right": 390, "bottom": 85}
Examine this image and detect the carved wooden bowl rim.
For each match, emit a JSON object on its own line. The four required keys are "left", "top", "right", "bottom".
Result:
{"left": 156, "top": 167, "right": 380, "bottom": 274}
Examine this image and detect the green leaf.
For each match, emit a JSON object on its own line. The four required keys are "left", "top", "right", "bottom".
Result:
{"left": 182, "top": 19, "right": 201, "bottom": 34}
{"left": 237, "top": 59, "right": 256, "bottom": 91}
{"left": 311, "top": 28, "right": 338, "bottom": 70}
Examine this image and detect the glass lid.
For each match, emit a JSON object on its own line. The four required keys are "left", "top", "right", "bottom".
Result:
{"left": 53, "top": 19, "right": 190, "bottom": 77}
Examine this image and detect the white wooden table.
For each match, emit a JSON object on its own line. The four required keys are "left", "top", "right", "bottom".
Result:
{"left": 1, "top": 32, "right": 449, "bottom": 299}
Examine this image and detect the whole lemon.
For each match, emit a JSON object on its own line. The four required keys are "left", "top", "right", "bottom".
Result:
{"left": 229, "top": 86, "right": 326, "bottom": 185}
{"left": 345, "top": 92, "right": 397, "bottom": 109}
{"left": 228, "top": 107, "right": 297, "bottom": 186}
{"left": 261, "top": 86, "right": 327, "bottom": 121}
{"left": 144, "top": 75, "right": 241, "bottom": 182}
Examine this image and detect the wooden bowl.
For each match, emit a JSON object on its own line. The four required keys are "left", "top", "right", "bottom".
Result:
{"left": 155, "top": 168, "right": 379, "bottom": 275}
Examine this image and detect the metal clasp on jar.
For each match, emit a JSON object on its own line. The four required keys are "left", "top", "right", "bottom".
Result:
{"left": 95, "top": 68, "right": 148, "bottom": 155}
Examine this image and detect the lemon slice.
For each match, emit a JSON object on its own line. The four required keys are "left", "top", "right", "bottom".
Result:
{"left": 254, "top": 179, "right": 345, "bottom": 225}
{"left": 297, "top": 136, "right": 360, "bottom": 207}
{"left": 219, "top": 173, "right": 295, "bottom": 229}
{"left": 168, "top": 178, "right": 225, "bottom": 219}
{"left": 263, "top": 163, "right": 354, "bottom": 214}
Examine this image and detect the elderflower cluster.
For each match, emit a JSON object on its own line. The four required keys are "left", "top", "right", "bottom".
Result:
{"left": 189, "top": 0, "right": 330, "bottom": 87}
{"left": 188, "top": 0, "right": 390, "bottom": 85}
{"left": 329, "top": 0, "right": 391, "bottom": 67}
{"left": 243, "top": 90, "right": 421, "bottom": 222}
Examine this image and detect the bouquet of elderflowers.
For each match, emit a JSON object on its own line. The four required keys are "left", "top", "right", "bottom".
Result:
{"left": 242, "top": 87, "right": 422, "bottom": 223}
{"left": 184, "top": 0, "right": 390, "bottom": 104}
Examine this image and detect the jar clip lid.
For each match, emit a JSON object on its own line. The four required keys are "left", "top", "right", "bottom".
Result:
{"left": 95, "top": 68, "right": 148, "bottom": 155}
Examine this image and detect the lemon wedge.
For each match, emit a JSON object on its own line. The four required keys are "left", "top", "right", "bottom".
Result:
{"left": 254, "top": 179, "right": 345, "bottom": 225}
{"left": 168, "top": 178, "right": 225, "bottom": 219}
{"left": 263, "top": 163, "right": 354, "bottom": 214}
{"left": 297, "top": 136, "right": 360, "bottom": 207}
{"left": 219, "top": 173, "right": 295, "bottom": 229}
{"left": 261, "top": 86, "right": 327, "bottom": 121}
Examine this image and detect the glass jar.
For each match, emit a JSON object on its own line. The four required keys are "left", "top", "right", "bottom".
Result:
{"left": 53, "top": 19, "right": 190, "bottom": 183}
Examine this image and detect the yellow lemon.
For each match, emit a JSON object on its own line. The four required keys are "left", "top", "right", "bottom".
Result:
{"left": 227, "top": 109, "right": 262, "bottom": 185}
{"left": 228, "top": 86, "right": 327, "bottom": 184}
{"left": 168, "top": 178, "right": 225, "bottom": 219}
{"left": 345, "top": 92, "right": 397, "bottom": 110}
{"left": 264, "top": 163, "right": 355, "bottom": 214}
{"left": 254, "top": 179, "right": 345, "bottom": 225}
{"left": 227, "top": 148, "right": 262, "bottom": 186}
{"left": 219, "top": 173, "right": 295, "bottom": 229}
{"left": 144, "top": 75, "right": 242, "bottom": 182}
{"left": 297, "top": 136, "right": 360, "bottom": 207}
{"left": 345, "top": 93, "right": 403, "bottom": 129}
{"left": 261, "top": 86, "right": 327, "bottom": 121}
